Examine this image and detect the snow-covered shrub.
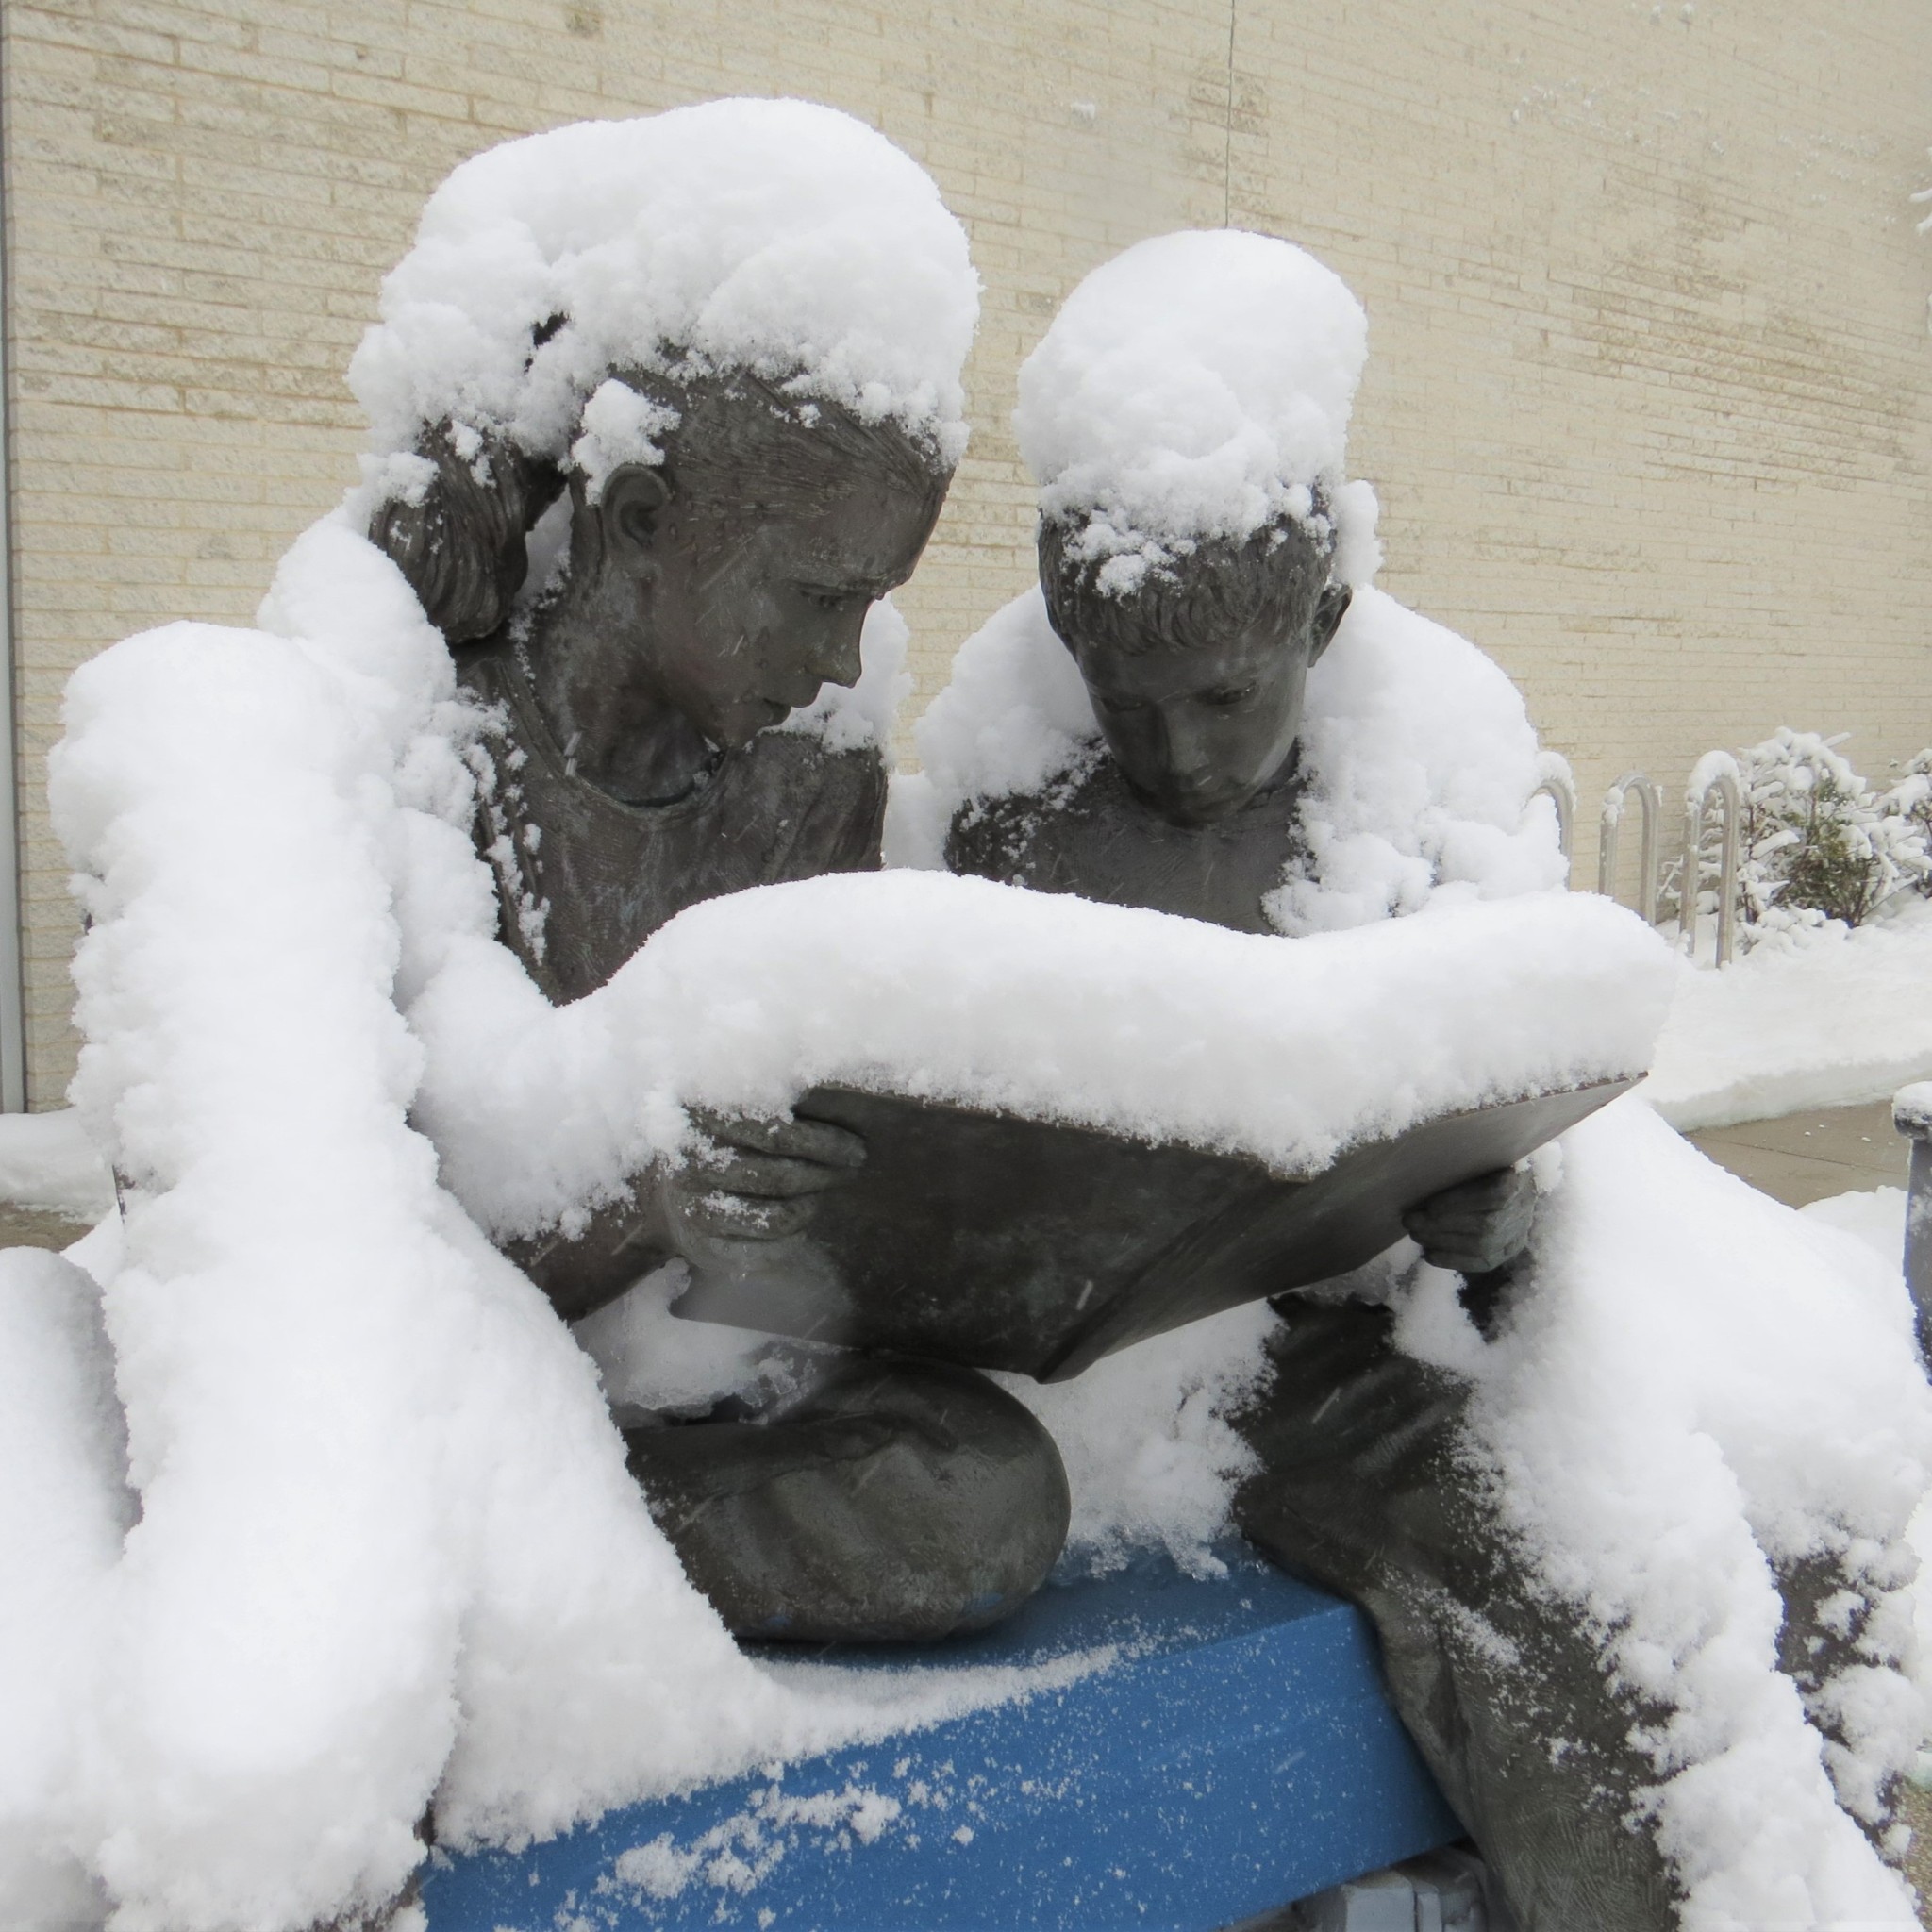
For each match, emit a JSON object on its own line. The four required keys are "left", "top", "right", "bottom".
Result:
{"left": 1670, "top": 730, "right": 1930, "bottom": 950}
{"left": 1880, "top": 748, "right": 1932, "bottom": 884}
{"left": 1739, "top": 733, "right": 1906, "bottom": 930}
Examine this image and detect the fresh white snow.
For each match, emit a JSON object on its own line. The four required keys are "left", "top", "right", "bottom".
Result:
{"left": 413, "top": 863, "right": 1669, "bottom": 1249}
{"left": 349, "top": 99, "right": 980, "bottom": 488}
{"left": 905, "top": 580, "right": 1569, "bottom": 930}
{"left": 22, "top": 511, "right": 1669, "bottom": 1929}
{"left": 1013, "top": 229, "right": 1379, "bottom": 594}
{"left": 1461, "top": 1106, "right": 1929, "bottom": 1927}
{"left": 2, "top": 162, "right": 1926, "bottom": 1932}
{"left": 0, "top": 1110, "right": 113, "bottom": 1221}
{"left": 1645, "top": 899, "right": 1932, "bottom": 1129}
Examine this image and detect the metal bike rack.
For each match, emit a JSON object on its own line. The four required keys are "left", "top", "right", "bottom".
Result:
{"left": 1529, "top": 753, "right": 1577, "bottom": 883}
{"left": 1598, "top": 772, "right": 1663, "bottom": 924}
{"left": 1680, "top": 755, "right": 1743, "bottom": 967}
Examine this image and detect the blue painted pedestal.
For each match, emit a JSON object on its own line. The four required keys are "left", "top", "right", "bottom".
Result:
{"left": 423, "top": 1553, "right": 1458, "bottom": 1932}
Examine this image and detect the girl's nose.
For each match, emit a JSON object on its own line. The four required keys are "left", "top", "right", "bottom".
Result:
{"left": 808, "top": 607, "right": 867, "bottom": 688}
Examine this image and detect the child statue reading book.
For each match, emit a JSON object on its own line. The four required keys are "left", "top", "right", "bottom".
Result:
{"left": 923, "top": 226, "right": 1923, "bottom": 1931}
{"left": 937, "top": 424, "right": 1660, "bottom": 1927}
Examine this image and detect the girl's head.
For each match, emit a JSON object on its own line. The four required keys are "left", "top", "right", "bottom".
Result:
{"left": 352, "top": 101, "right": 978, "bottom": 741}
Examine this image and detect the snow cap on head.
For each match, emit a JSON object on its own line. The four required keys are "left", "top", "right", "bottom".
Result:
{"left": 349, "top": 99, "right": 981, "bottom": 477}
{"left": 1015, "top": 230, "right": 1379, "bottom": 594}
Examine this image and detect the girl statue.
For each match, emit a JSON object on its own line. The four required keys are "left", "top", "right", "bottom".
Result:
{"left": 361, "top": 106, "right": 1072, "bottom": 1643}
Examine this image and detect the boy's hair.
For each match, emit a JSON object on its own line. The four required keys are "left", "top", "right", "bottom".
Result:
{"left": 1038, "top": 511, "right": 1332, "bottom": 658}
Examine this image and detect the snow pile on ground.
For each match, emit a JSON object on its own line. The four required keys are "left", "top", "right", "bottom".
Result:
{"left": 1645, "top": 899, "right": 1932, "bottom": 1129}
{"left": 1457, "top": 1102, "right": 1931, "bottom": 1928}
{"left": 1802, "top": 1182, "right": 1910, "bottom": 1261}
{"left": 1014, "top": 230, "right": 1379, "bottom": 594}
{"left": 0, "top": 1109, "right": 113, "bottom": 1219}
{"left": 901, "top": 581, "right": 1568, "bottom": 926}
{"left": 349, "top": 98, "right": 979, "bottom": 479}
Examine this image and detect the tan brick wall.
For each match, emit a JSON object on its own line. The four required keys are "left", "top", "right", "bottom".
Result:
{"left": 3, "top": 0, "right": 1929, "bottom": 1102}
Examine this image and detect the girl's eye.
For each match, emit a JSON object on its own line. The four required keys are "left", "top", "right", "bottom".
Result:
{"left": 1202, "top": 684, "right": 1256, "bottom": 708}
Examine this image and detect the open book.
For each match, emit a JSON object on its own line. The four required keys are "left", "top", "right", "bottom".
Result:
{"left": 673, "top": 1074, "right": 1635, "bottom": 1382}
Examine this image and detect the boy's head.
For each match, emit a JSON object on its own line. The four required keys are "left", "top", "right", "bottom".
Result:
{"left": 1038, "top": 513, "right": 1351, "bottom": 826}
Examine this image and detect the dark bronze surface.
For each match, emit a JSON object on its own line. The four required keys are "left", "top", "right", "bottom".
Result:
{"left": 625, "top": 1357, "right": 1070, "bottom": 1644}
{"left": 947, "top": 754, "right": 1306, "bottom": 934}
{"left": 374, "top": 357, "right": 1570, "bottom": 1664}
{"left": 671, "top": 1078, "right": 1634, "bottom": 1382}
{"left": 459, "top": 641, "right": 885, "bottom": 1003}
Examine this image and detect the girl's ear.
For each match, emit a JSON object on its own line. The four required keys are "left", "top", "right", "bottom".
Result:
{"left": 1308, "top": 582, "right": 1353, "bottom": 664}
{"left": 601, "top": 466, "right": 674, "bottom": 580}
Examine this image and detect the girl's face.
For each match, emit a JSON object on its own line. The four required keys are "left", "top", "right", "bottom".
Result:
{"left": 632, "top": 470, "right": 941, "bottom": 751}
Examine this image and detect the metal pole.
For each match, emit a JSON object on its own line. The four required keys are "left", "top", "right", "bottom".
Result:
{"left": 1894, "top": 1084, "right": 1932, "bottom": 1366}
{"left": 1599, "top": 772, "right": 1661, "bottom": 923}
{"left": 0, "top": 29, "right": 29, "bottom": 1110}
{"left": 1712, "top": 767, "right": 1740, "bottom": 968}
{"left": 1679, "top": 794, "right": 1703, "bottom": 956}
{"left": 1531, "top": 753, "right": 1576, "bottom": 885}
{"left": 1680, "top": 757, "right": 1742, "bottom": 968}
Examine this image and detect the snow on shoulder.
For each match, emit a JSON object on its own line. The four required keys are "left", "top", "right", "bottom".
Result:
{"left": 348, "top": 99, "right": 980, "bottom": 480}
{"left": 908, "top": 581, "right": 1567, "bottom": 918}
{"left": 1015, "top": 230, "right": 1378, "bottom": 594}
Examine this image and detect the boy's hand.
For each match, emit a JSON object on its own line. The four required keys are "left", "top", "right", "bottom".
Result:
{"left": 665, "top": 1107, "right": 867, "bottom": 1244}
{"left": 1401, "top": 1166, "right": 1536, "bottom": 1276}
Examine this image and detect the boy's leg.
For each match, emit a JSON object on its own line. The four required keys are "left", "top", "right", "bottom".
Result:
{"left": 625, "top": 1357, "right": 1071, "bottom": 1643}
{"left": 1235, "top": 1298, "right": 1680, "bottom": 1932}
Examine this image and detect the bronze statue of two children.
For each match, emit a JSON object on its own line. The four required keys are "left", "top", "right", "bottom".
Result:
{"left": 370, "top": 291, "right": 1670, "bottom": 1929}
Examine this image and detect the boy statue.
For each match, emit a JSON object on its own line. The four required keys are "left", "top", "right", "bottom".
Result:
{"left": 938, "top": 230, "right": 1678, "bottom": 1930}
{"left": 941, "top": 489, "right": 1670, "bottom": 1931}
{"left": 944, "top": 511, "right": 1537, "bottom": 1281}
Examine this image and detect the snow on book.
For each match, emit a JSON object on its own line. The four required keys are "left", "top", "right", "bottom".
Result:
{"left": 428, "top": 872, "right": 1674, "bottom": 1382}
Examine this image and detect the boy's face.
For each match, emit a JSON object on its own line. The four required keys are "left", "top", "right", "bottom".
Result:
{"left": 1074, "top": 584, "right": 1350, "bottom": 826}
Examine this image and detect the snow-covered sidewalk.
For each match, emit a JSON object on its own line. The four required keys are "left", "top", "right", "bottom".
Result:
{"left": 1646, "top": 898, "right": 1932, "bottom": 1131}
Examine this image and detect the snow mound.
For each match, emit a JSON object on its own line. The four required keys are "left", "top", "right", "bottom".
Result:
{"left": 908, "top": 582, "right": 1567, "bottom": 920}
{"left": 0, "top": 1110, "right": 113, "bottom": 1220}
{"left": 349, "top": 100, "right": 979, "bottom": 475}
{"left": 14, "top": 522, "right": 1089, "bottom": 1930}
{"left": 1014, "top": 230, "right": 1375, "bottom": 592}
{"left": 1470, "top": 1103, "right": 1931, "bottom": 1928}
{"left": 1646, "top": 900, "right": 1932, "bottom": 1130}
{"left": 1800, "top": 1184, "right": 1907, "bottom": 1264}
